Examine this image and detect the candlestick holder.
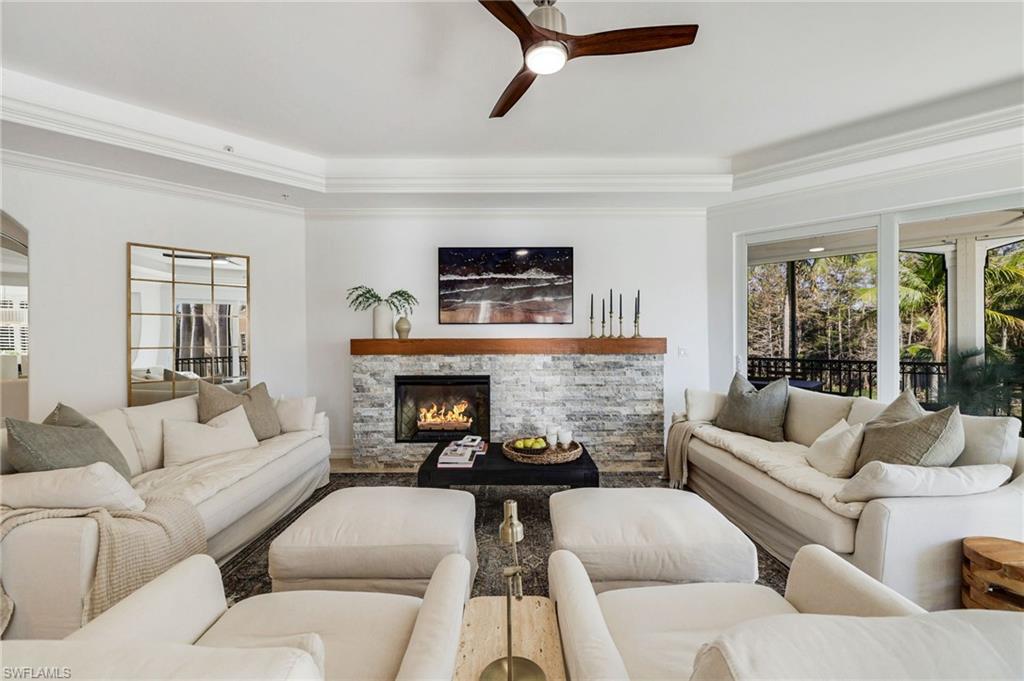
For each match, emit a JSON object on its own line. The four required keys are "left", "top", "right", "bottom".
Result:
{"left": 618, "top": 313, "right": 625, "bottom": 339}
{"left": 632, "top": 315, "right": 642, "bottom": 338}
{"left": 587, "top": 316, "right": 595, "bottom": 339}
{"left": 600, "top": 319, "right": 607, "bottom": 338}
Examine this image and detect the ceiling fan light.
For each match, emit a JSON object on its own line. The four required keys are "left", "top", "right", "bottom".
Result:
{"left": 525, "top": 41, "right": 567, "bottom": 75}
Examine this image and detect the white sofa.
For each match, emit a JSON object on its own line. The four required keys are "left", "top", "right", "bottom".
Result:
{"left": 682, "top": 386, "right": 1024, "bottom": 611}
{"left": 550, "top": 545, "right": 1024, "bottom": 681}
{"left": 1, "top": 395, "right": 332, "bottom": 640}
{"left": 1, "top": 552, "right": 471, "bottom": 680}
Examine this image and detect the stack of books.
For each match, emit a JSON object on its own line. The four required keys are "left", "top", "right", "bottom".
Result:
{"left": 437, "top": 436, "right": 487, "bottom": 468}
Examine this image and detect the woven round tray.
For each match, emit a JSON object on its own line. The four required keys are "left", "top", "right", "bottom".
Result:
{"left": 502, "top": 439, "right": 582, "bottom": 465}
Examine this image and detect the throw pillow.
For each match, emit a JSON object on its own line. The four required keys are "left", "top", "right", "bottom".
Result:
{"left": 836, "top": 461, "right": 1011, "bottom": 503}
{"left": 1, "top": 462, "right": 145, "bottom": 511}
{"left": 275, "top": 396, "right": 317, "bottom": 433}
{"left": 198, "top": 633, "right": 326, "bottom": 678}
{"left": 685, "top": 388, "right": 727, "bottom": 422}
{"left": 714, "top": 374, "right": 789, "bottom": 442}
{"left": 197, "top": 380, "right": 281, "bottom": 440}
{"left": 163, "top": 405, "right": 259, "bottom": 467}
{"left": 854, "top": 389, "right": 965, "bottom": 470}
{"left": 5, "top": 404, "right": 132, "bottom": 480}
{"left": 804, "top": 419, "right": 864, "bottom": 478}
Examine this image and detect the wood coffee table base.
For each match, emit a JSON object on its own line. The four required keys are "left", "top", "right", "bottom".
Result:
{"left": 962, "top": 536, "right": 1024, "bottom": 611}
{"left": 454, "top": 596, "right": 566, "bottom": 681}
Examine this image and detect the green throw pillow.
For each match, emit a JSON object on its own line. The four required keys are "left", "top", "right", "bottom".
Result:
{"left": 5, "top": 404, "right": 132, "bottom": 480}
{"left": 714, "top": 374, "right": 790, "bottom": 442}
{"left": 854, "top": 389, "right": 965, "bottom": 471}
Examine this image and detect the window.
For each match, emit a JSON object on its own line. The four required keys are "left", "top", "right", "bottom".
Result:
{"left": 0, "top": 326, "right": 15, "bottom": 351}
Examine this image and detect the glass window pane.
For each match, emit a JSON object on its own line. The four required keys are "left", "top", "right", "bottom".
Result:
{"left": 130, "top": 346, "right": 174, "bottom": 376}
{"left": 130, "top": 381, "right": 174, "bottom": 407}
{"left": 131, "top": 280, "right": 172, "bottom": 314}
{"left": 130, "top": 314, "right": 172, "bottom": 349}
{"left": 172, "top": 252, "right": 213, "bottom": 284}
{"left": 130, "top": 245, "right": 173, "bottom": 281}
{"left": 900, "top": 210, "right": 1023, "bottom": 424}
{"left": 214, "top": 286, "right": 247, "bottom": 316}
{"left": 175, "top": 283, "right": 212, "bottom": 314}
{"left": 213, "top": 255, "right": 247, "bottom": 286}
{"left": 747, "top": 227, "right": 878, "bottom": 397}
{"left": 207, "top": 347, "right": 246, "bottom": 377}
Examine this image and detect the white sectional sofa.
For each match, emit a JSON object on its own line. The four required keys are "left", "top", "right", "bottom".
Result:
{"left": 2, "top": 552, "right": 471, "bottom": 680}
{"left": 681, "top": 386, "right": 1024, "bottom": 611}
{"left": 550, "top": 545, "right": 1023, "bottom": 681}
{"left": 1, "top": 395, "right": 332, "bottom": 640}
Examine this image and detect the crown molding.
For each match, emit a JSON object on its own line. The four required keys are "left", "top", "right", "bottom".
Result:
{"left": 2, "top": 150, "right": 305, "bottom": 217}
{"left": 305, "top": 206, "right": 707, "bottom": 219}
{"left": 733, "top": 104, "right": 1024, "bottom": 189}
{"left": 712, "top": 144, "right": 1024, "bottom": 220}
{"left": 322, "top": 173, "right": 731, "bottom": 194}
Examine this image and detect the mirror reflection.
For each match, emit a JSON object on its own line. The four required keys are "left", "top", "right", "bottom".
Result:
{"left": 128, "top": 244, "right": 249, "bottom": 405}
{"left": 1, "top": 212, "right": 29, "bottom": 420}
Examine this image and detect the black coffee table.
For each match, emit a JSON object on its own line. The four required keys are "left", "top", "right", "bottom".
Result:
{"left": 418, "top": 441, "right": 599, "bottom": 489}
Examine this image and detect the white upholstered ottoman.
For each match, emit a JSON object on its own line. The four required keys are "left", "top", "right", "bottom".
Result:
{"left": 549, "top": 488, "right": 758, "bottom": 592}
{"left": 269, "top": 487, "right": 478, "bottom": 597}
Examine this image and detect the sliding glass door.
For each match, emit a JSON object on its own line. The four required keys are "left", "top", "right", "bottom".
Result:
{"left": 742, "top": 205, "right": 1023, "bottom": 426}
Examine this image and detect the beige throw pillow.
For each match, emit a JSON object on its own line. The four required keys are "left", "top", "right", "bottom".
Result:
{"left": 1, "top": 462, "right": 145, "bottom": 511}
{"left": 275, "top": 396, "right": 317, "bottom": 433}
{"left": 805, "top": 419, "right": 864, "bottom": 478}
{"left": 163, "top": 406, "right": 259, "bottom": 466}
{"left": 715, "top": 374, "right": 789, "bottom": 442}
{"left": 854, "top": 389, "right": 965, "bottom": 471}
{"left": 836, "top": 461, "right": 1011, "bottom": 502}
{"left": 198, "top": 381, "right": 281, "bottom": 440}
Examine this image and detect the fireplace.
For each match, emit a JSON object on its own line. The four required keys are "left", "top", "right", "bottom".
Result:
{"left": 394, "top": 375, "right": 491, "bottom": 443}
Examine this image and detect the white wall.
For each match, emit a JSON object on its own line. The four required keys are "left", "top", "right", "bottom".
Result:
{"left": 306, "top": 211, "right": 709, "bottom": 451}
{"left": 2, "top": 166, "right": 308, "bottom": 418}
{"left": 706, "top": 146, "right": 1024, "bottom": 391}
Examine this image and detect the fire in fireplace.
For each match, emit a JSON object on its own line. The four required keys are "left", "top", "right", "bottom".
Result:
{"left": 394, "top": 375, "right": 490, "bottom": 443}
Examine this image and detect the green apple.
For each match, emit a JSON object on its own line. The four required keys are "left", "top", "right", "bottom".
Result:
{"left": 514, "top": 439, "right": 525, "bottom": 448}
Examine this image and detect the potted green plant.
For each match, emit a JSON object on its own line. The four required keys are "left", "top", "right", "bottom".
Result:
{"left": 347, "top": 286, "right": 420, "bottom": 339}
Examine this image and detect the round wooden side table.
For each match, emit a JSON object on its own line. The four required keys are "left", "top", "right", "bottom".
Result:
{"left": 962, "top": 536, "right": 1024, "bottom": 611}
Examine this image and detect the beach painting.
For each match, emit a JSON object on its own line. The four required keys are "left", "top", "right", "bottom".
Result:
{"left": 438, "top": 247, "right": 573, "bottom": 324}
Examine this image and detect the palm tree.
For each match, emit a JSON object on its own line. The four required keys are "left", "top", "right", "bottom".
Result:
{"left": 898, "top": 252, "right": 948, "bottom": 361}
{"left": 985, "top": 241, "right": 1024, "bottom": 354}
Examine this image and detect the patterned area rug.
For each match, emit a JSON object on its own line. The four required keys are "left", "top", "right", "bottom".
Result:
{"left": 220, "top": 472, "right": 789, "bottom": 602}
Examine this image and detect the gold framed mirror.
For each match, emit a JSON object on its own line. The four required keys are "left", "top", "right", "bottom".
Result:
{"left": 128, "top": 243, "right": 250, "bottom": 406}
{"left": 1, "top": 211, "right": 29, "bottom": 420}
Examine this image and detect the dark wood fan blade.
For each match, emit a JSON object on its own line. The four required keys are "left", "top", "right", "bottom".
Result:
{"left": 490, "top": 65, "right": 537, "bottom": 118}
{"left": 479, "top": 0, "right": 542, "bottom": 48}
{"left": 564, "top": 24, "right": 698, "bottom": 59}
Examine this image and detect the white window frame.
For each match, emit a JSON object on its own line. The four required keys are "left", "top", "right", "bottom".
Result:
{"left": 733, "top": 192, "right": 1023, "bottom": 403}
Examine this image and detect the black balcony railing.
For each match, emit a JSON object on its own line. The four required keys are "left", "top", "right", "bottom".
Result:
{"left": 175, "top": 355, "right": 248, "bottom": 378}
{"left": 747, "top": 356, "right": 948, "bottom": 405}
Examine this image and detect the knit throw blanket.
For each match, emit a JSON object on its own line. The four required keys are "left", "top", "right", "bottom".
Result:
{"left": 662, "top": 417, "right": 709, "bottom": 488}
{"left": 0, "top": 496, "right": 206, "bottom": 635}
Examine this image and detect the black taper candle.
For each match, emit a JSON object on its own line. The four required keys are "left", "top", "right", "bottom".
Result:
{"left": 590, "top": 293, "right": 593, "bottom": 317}
{"left": 602, "top": 298, "right": 605, "bottom": 323}
{"left": 609, "top": 288, "right": 613, "bottom": 316}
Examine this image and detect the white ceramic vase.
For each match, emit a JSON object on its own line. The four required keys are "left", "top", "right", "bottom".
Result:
{"left": 372, "top": 305, "right": 394, "bottom": 339}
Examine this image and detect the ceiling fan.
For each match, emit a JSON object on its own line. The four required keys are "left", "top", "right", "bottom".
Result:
{"left": 479, "top": 0, "right": 698, "bottom": 118}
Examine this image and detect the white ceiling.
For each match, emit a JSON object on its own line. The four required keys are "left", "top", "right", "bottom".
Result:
{"left": 3, "top": 1, "right": 1022, "bottom": 160}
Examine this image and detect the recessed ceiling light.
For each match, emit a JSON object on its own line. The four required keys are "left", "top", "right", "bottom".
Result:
{"left": 808, "top": 247, "right": 825, "bottom": 253}
{"left": 222, "top": 145, "right": 235, "bottom": 153}
{"left": 281, "top": 193, "right": 290, "bottom": 200}
{"left": 515, "top": 249, "right": 529, "bottom": 256}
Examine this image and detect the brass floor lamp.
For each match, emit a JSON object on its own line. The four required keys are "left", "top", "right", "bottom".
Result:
{"left": 479, "top": 500, "right": 546, "bottom": 681}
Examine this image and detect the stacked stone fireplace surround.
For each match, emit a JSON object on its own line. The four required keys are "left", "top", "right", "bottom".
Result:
{"left": 352, "top": 350, "right": 665, "bottom": 467}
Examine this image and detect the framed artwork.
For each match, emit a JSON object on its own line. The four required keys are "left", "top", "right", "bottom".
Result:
{"left": 438, "top": 247, "right": 573, "bottom": 324}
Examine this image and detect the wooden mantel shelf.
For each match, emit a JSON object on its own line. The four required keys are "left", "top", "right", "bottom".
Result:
{"left": 351, "top": 337, "right": 667, "bottom": 356}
